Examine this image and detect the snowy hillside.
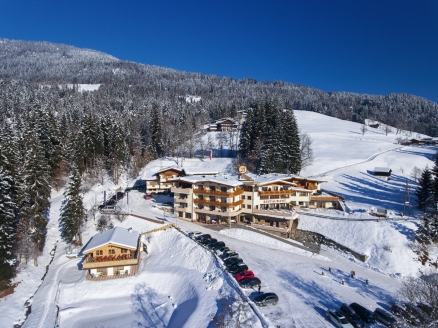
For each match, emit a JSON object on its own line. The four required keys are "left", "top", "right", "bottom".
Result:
{"left": 1, "top": 110, "right": 437, "bottom": 328}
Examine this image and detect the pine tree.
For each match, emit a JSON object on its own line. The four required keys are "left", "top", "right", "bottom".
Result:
{"left": 0, "top": 160, "right": 16, "bottom": 281}
{"left": 415, "top": 167, "right": 434, "bottom": 211}
{"left": 432, "top": 152, "right": 438, "bottom": 205}
{"left": 150, "top": 104, "right": 164, "bottom": 158}
{"left": 59, "top": 167, "right": 85, "bottom": 245}
{"left": 20, "top": 131, "right": 51, "bottom": 266}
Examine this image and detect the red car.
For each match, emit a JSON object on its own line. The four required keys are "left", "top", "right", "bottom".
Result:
{"left": 235, "top": 270, "right": 255, "bottom": 282}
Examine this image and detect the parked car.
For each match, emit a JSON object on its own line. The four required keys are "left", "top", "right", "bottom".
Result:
{"left": 254, "top": 292, "right": 278, "bottom": 306}
{"left": 238, "top": 277, "right": 261, "bottom": 289}
{"left": 349, "top": 303, "right": 376, "bottom": 324}
{"left": 374, "top": 308, "right": 401, "bottom": 327}
{"left": 200, "top": 238, "right": 214, "bottom": 245}
{"left": 195, "top": 234, "right": 211, "bottom": 241}
{"left": 106, "top": 199, "right": 117, "bottom": 205}
{"left": 339, "top": 303, "right": 365, "bottom": 328}
{"left": 188, "top": 231, "right": 202, "bottom": 239}
{"left": 326, "top": 310, "right": 354, "bottom": 328}
{"left": 116, "top": 191, "right": 125, "bottom": 199}
{"left": 391, "top": 303, "right": 417, "bottom": 325}
{"left": 204, "top": 238, "right": 218, "bottom": 247}
{"left": 163, "top": 201, "right": 173, "bottom": 206}
{"left": 214, "top": 247, "right": 230, "bottom": 256}
{"left": 224, "top": 257, "right": 243, "bottom": 268}
{"left": 209, "top": 241, "right": 225, "bottom": 250}
{"left": 228, "top": 263, "right": 248, "bottom": 274}
{"left": 235, "top": 270, "right": 255, "bottom": 282}
{"left": 220, "top": 250, "right": 238, "bottom": 259}
{"left": 222, "top": 252, "right": 239, "bottom": 261}
{"left": 100, "top": 205, "right": 117, "bottom": 213}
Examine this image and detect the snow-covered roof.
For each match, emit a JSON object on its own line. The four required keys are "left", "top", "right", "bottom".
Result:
{"left": 156, "top": 166, "right": 184, "bottom": 174}
{"left": 182, "top": 168, "right": 219, "bottom": 176}
{"left": 173, "top": 175, "right": 242, "bottom": 187}
{"left": 373, "top": 167, "right": 391, "bottom": 173}
{"left": 82, "top": 227, "right": 139, "bottom": 253}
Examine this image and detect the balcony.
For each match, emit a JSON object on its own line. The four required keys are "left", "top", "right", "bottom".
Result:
{"left": 259, "top": 189, "right": 296, "bottom": 196}
{"left": 194, "top": 207, "right": 243, "bottom": 217}
{"left": 82, "top": 252, "right": 139, "bottom": 269}
{"left": 194, "top": 199, "right": 244, "bottom": 208}
{"left": 310, "top": 196, "right": 338, "bottom": 201}
{"left": 171, "top": 186, "right": 192, "bottom": 193}
{"left": 253, "top": 209, "right": 297, "bottom": 218}
{"left": 193, "top": 188, "right": 244, "bottom": 197}
{"left": 175, "top": 206, "right": 190, "bottom": 211}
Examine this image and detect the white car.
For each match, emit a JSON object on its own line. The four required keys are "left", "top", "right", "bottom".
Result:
{"left": 187, "top": 231, "right": 202, "bottom": 239}
{"left": 326, "top": 310, "right": 353, "bottom": 328}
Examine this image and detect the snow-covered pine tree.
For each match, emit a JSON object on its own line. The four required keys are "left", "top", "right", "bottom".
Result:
{"left": 21, "top": 131, "right": 51, "bottom": 266}
{"left": 415, "top": 167, "right": 434, "bottom": 212}
{"left": 282, "top": 109, "right": 301, "bottom": 174}
{"left": 59, "top": 167, "right": 85, "bottom": 245}
{"left": 432, "top": 152, "right": 438, "bottom": 205}
{"left": 0, "top": 157, "right": 17, "bottom": 281}
{"left": 150, "top": 104, "right": 164, "bottom": 158}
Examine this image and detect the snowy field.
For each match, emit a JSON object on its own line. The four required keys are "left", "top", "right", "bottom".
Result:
{"left": 1, "top": 110, "right": 437, "bottom": 327}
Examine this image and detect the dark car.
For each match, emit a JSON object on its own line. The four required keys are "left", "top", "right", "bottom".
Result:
{"left": 220, "top": 250, "right": 236, "bottom": 259}
{"left": 116, "top": 191, "right": 125, "bottom": 199}
{"left": 195, "top": 234, "right": 211, "bottom": 242}
{"left": 106, "top": 199, "right": 117, "bottom": 205}
{"left": 199, "top": 238, "right": 213, "bottom": 245}
{"left": 374, "top": 308, "right": 401, "bottom": 327}
{"left": 239, "top": 277, "right": 261, "bottom": 289}
{"left": 391, "top": 303, "right": 417, "bottom": 325}
{"left": 222, "top": 252, "right": 239, "bottom": 261}
{"left": 209, "top": 241, "right": 225, "bottom": 250}
{"left": 350, "top": 303, "right": 376, "bottom": 324}
{"left": 204, "top": 238, "right": 218, "bottom": 247}
{"left": 339, "top": 303, "right": 365, "bottom": 328}
{"left": 224, "top": 257, "right": 243, "bottom": 268}
{"left": 228, "top": 263, "right": 248, "bottom": 274}
{"left": 254, "top": 292, "right": 278, "bottom": 306}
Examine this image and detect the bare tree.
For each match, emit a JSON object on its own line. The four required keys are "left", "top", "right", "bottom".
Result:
{"left": 384, "top": 124, "right": 392, "bottom": 136}
{"left": 411, "top": 166, "right": 423, "bottom": 183}
{"left": 398, "top": 273, "right": 438, "bottom": 325}
{"left": 361, "top": 124, "right": 368, "bottom": 135}
{"left": 300, "top": 132, "right": 314, "bottom": 172}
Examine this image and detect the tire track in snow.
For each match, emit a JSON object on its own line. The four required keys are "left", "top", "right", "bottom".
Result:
{"left": 310, "top": 146, "right": 403, "bottom": 179}
{"left": 37, "top": 257, "right": 81, "bottom": 328}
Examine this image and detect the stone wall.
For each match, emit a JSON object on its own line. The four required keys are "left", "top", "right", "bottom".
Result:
{"left": 293, "top": 229, "right": 368, "bottom": 262}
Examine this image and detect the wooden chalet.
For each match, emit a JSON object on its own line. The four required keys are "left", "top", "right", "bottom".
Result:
{"left": 373, "top": 167, "right": 392, "bottom": 180}
{"left": 81, "top": 227, "right": 140, "bottom": 279}
{"left": 207, "top": 118, "right": 239, "bottom": 132}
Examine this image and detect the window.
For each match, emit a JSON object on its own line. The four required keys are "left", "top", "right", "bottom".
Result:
{"left": 210, "top": 206, "right": 215, "bottom": 211}
{"left": 273, "top": 186, "right": 279, "bottom": 191}
{"left": 179, "top": 202, "right": 187, "bottom": 208}
{"left": 198, "top": 204, "right": 204, "bottom": 209}
{"left": 185, "top": 213, "right": 192, "bottom": 219}
{"left": 220, "top": 197, "right": 226, "bottom": 203}
{"left": 221, "top": 187, "right": 227, "bottom": 192}
{"left": 198, "top": 195, "right": 204, "bottom": 200}
{"left": 241, "top": 195, "right": 245, "bottom": 200}
{"left": 96, "top": 250, "right": 103, "bottom": 256}
{"left": 248, "top": 196, "right": 252, "bottom": 200}
{"left": 247, "top": 205, "right": 251, "bottom": 209}
{"left": 221, "top": 207, "right": 226, "bottom": 212}
{"left": 262, "top": 187, "right": 268, "bottom": 191}
{"left": 210, "top": 196, "right": 216, "bottom": 201}
{"left": 209, "top": 185, "right": 216, "bottom": 191}
{"left": 198, "top": 185, "right": 204, "bottom": 190}
{"left": 121, "top": 248, "right": 128, "bottom": 254}
{"left": 179, "top": 212, "right": 183, "bottom": 217}
{"left": 242, "top": 204, "right": 245, "bottom": 208}
{"left": 109, "top": 249, "right": 115, "bottom": 255}
{"left": 283, "top": 186, "right": 289, "bottom": 190}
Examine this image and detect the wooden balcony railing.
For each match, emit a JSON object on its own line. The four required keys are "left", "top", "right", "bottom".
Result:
{"left": 253, "top": 209, "right": 297, "bottom": 217}
{"left": 83, "top": 252, "right": 139, "bottom": 269}
{"left": 259, "top": 189, "right": 296, "bottom": 196}
{"left": 194, "top": 199, "right": 244, "bottom": 208}
{"left": 193, "top": 188, "right": 244, "bottom": 197}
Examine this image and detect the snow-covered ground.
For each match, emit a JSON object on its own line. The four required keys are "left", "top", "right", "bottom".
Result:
{"left": 1, "top": 110, "right": 437, "bottom": 327}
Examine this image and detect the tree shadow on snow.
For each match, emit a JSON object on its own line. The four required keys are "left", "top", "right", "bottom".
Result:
{"left": 130, "top": 284, "right": 168, "bottom": 328}
{"left": 389, "top": 221, "right": 417, "bottom": 242}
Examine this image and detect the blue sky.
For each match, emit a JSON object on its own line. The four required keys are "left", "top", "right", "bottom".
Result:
{"left": 2, "top": 0, "right": 438, "bottom": 102}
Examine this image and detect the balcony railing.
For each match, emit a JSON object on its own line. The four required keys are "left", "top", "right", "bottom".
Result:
{"left": 310, "top": 196, "right": 338, "bottom": 201}
{"left": 170, "top": 186, "right": 192, "bottom": 193}
{"left": 194, "top": 207, "right": 242, "bottom": 217}
{"left": 194, "top": 199, "right": 244, "bottom": 208}
{"left": 253, "top": 209, "right": 297, "bottom": 217}
{"left": 83, "top": 252, "right": 139, "bottom": 269}
{"left": 259, "top": 189, "right": 296, "bottom": 196}
{"left": 193, "top": 188, "right": 244, "bottom": 197}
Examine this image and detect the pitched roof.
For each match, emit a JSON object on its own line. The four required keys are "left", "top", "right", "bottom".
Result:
{"left": 82, "top": 227, "right": 139, "bottom": 253}
{"left": 373, "top": 167, "right": 392, "bottom": 173}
